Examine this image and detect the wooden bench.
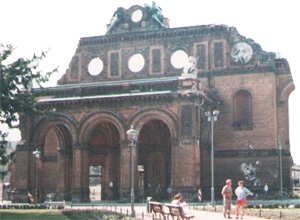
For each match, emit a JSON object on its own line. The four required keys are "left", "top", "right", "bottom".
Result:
{"left": 149, "top": 202, "right": 170, "bottom": 220}
{"left": 165, "top": 204, "right": 195, "bottom": 220}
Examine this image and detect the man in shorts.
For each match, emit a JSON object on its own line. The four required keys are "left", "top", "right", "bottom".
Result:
{"left": 221, "top": 179, "right": 233, "bottom": 219}
{"left": 235, "top": 180, "right": 253, "bottom": 219}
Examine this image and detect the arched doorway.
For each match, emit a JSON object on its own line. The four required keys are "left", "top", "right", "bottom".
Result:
{"left": 40, "top": 124, "right": 73, "bottom": 201}
{"left": 137, "top": 119, "right": 172, "bottom": 200}
{"left": 89, "top": 121, "right": 121, "bottom": 200}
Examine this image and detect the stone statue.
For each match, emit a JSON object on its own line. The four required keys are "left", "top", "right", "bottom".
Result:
{"left": 183, "top": 56, "right": 198, "bottom": 77}
{"left": 107, "top": 7, "right": 126, "bottom": 33}
{"left": 144, "top": 1, "right": 167, "bottom": 28}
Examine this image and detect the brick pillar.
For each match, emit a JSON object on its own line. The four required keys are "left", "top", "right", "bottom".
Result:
{"left": 172, "top": 138, "right": 200, "bottom": 200}
{"left": 120, "top": 140, "right": 131, "bottom": 202}
{"left": 71, "top": 143, "right": 90, "bottom": 202}
{"left": 56, "top": 148, "right": 66, "bottom": 201}
{"left": 12, "top": 144, "right": 30, "bottom": 203}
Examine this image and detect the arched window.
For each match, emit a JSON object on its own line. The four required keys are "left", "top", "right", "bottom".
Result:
{"left": 233, "top": 90, "right": 253, "bottom": 129}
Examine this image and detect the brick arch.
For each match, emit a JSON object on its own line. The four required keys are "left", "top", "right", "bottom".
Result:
{"left": 32, "top": 113, "right": 77, "bottom": 150}
{"left": 78, "top": 111, "right": 127, "bottom": 145}
{"left": 277, "top": 79, "right": 295, "bottom": 103}
{"left": 128, "top": 108, "right": 179, "bottom": 139}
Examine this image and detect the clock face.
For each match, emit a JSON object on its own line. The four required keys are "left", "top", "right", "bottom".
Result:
{"left": 231, "top": 42, "right": 253, "bottom": 64}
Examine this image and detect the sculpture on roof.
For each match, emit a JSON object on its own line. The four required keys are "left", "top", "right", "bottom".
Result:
{"left": 144, "top": 1, "right": 167, "bottom": 28}
{"left": 107, "top": 7, "right": 126, "bottom": 33}
{"left": 182, "top": 56, "right": 198, "bottom": 78}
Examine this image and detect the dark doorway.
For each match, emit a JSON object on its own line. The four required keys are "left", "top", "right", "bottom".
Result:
{"left": 89, "top": 122, "right": 120, "bottom": 200}
{"left": 138, "top": 119, "right": 172, "bottom": 200}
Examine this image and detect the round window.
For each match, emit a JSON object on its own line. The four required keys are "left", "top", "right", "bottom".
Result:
{"left": 128, "top": 53, "right": 145, "bottom": 73}
{"left": 131, "top": 9, "right": 143, "bottom": 22}
{"left": 88, "top": 57, "right": 104, "bottom": 76}
{"left": 171, "top": 50, "right": 188, "bottom": 69}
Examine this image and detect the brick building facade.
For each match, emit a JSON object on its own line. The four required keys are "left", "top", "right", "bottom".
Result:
{"left": 11, "top": 3, "right": 295, "bottom": 202}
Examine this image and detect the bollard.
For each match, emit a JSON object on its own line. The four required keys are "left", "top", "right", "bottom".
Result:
{"left": 121, "top": 208, "right": 122, "bottom": 214}
{"left": 146, "top": 197, "right": 152, "bottom": 213}
{"left": 259, "top": 209, "right": 262, "bottom": 217}
{"left": 127, "top": 208, "right": 129, "bottom": 216}
{"left": 142, "top": 211, "right": 144, "bottom": 219}
{"left": 279, "top": 211, "right": 282, "bottom": 219}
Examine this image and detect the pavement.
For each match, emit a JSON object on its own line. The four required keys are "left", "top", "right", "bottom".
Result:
{"left": 61, "top": 202, "right": 275, "bottom": 220}
{"left": 121, "top": 204, "right": 271, "bottom": 220}
{"left": 2, "top": 199, "right": 300, "bottom": 220}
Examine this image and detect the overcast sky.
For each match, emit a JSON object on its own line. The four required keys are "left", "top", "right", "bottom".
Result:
{"left": 1, "top": 0, "right": 299, "bottom": 163}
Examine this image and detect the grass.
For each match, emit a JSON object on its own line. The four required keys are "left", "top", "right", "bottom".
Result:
{"left": 62, "top": 210, "right": 135, "bottom": 220}
{"left": 246, "top": 208, "right": 300, "bottom": 220}
{"left": 0, "top": 209, "right": 70, "bottom": 220}
{"left": 0, "top": 209, "right": 135, "bottom": 220}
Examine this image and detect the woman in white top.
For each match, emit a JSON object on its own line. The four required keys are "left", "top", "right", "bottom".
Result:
{"left": 171, "top": 193, "right": 187, "bottom": 214}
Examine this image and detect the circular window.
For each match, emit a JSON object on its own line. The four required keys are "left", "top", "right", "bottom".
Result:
{"left": 128, "top": 53, "right": 145, "bottom": 73}
{"left": 88, "top": 57, "right": 104, "bottom": 76}
{"left": 171, "top": 50, "right": 188, "bottom": 69}
{"left": 131, "top": 9, "right": 143, "bottom": 22}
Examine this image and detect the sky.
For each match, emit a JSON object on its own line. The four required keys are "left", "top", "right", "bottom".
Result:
{"left": 1, "top": 0, "right": 300, "bottom": 163}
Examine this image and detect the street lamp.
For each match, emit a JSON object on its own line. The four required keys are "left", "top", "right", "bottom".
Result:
{"left": 205, "top": 109, "right": 219, "bottom": 206}
{"left": 278, "top": 135, "right": 283, "bottom": 199}
{"left": 0, "top": 157, "right": 4, "bottom": 203}
{"left": 33, "top": 149, "right": 41, "bottom": 204}
{"left": 126, "top": 126, "right": 139, "bottom": 217}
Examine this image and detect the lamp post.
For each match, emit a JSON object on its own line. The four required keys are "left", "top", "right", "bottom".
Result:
{"left": 278, "top": 135, "right": 283, "bottom": 199}
{"left": 126, "top": 126, "right": 139, "bottom": 217}
{"left": 0, "top": 157, "right": 3, "bottom": 203}
{"left": 205, "top": 109, "right": 219, "bottom": 206}
{"left": 33, "top": 149, "right": 41, "bottom": 204}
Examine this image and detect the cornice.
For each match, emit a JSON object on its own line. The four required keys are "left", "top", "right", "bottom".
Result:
{"left": 79, "top": 25, "right": 230, "bottom": 47}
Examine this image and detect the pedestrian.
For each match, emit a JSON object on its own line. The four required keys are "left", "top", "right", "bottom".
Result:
{"left": 171, "top": 193, "right": 186, "bottom": 207}
{"left": 172, "top": 193, "right": 187, "bottom": 214}
{"left": 263, "top": 183, "right": 268, "bottom": 200}
{"left": 167, "top": 186, "right": 172, "bottom": 200}
{"left": 235, "top": 180, "right": 253, "bottom": 219}
{"left": 221, "top": 179, "right": 233, "bottom": 219}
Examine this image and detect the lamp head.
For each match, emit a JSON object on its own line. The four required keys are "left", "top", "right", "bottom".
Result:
{"left": 213, "top": 110, "right": 219, "bottom": 116}
{"left": 127, "top": 126, "right": 139, "bottom": 142}
{"left": 278, "top": 135, "right": 282, "bottom": 150}
{"left": 33, "top": 149, "right": 41, "bottom": 159}
{"left": 205, "top": 111, "right": 211, "bottom": 117}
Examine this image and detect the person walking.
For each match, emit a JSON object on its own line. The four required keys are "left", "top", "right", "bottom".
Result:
{"left": 221, "top": 179, "right": 233, "bottom": 219}
{"left": 263, "top": 183, "right": 268, "bottom": 200}
{"left": 167, "top": 186, "right": 172, "bottom": 200}
{"left": 235, "top": 180, "right": 253, "bottom": 219}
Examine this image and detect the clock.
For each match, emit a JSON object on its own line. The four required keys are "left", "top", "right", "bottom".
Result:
{"left": 231, "top": 42, "right": 253, "bottom": 64}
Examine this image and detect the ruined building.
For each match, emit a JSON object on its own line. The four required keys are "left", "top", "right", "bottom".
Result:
{"left": 11, "top": 3, "right": 295, "bottom": 202}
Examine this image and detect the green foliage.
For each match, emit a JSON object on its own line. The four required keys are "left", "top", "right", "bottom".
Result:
{"left": 63, "top": 210, "right": 135, "bottom": 220}
{"left": 0, "top": 209, "right": 69, "bottom": 220}
{"left": 0, "top": 43, "right": 56, "bottom": 173}
{"left": 0, "top": 44, "right": 56, "bottom": 128}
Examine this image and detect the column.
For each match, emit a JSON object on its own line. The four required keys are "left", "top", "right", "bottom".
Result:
{"left": 56, "top": 148, "right": 66, "bottom": 201}
{"left": 71, "top": 143, "right": 90, "bottom": 202}
{"left": 120, "top": 140, "right": 131, "bottom": 202}
{"left": 12, "top": 144, "right": 30, "bottom": 203}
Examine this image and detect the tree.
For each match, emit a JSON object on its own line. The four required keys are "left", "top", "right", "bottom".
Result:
{"left": 0, "top": 43, "right": 56, "bottom": 173}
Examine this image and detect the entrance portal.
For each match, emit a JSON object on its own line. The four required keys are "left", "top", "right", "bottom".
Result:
{"left": 89, "top": 122, "right": 120, "bottom": 200}
{"left": 138, "top": 120, "right": 172, "bottom": 200}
